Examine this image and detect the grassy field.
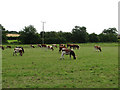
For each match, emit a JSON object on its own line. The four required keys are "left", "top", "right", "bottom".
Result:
{"left": 2, "top": 43, "right": 118, "bottom": 88}
{"left": 7, "top": 40, "right": 18, "bottom": 43}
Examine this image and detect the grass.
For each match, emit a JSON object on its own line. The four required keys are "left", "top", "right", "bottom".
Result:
{"left": 2, "top": 43, "right": 118, "bottom": 88}
{"left": 7, "top": 40, "right": 18, "bottom": 43}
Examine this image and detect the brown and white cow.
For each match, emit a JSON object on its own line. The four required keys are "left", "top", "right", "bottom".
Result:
{"left": 13, "top": 47, "right": 24, "bottom": 56}
{"left": 47, "top": 45, "right": 54, "bottom": 51}
{"left": 60, "top": 48, "right": 76, "bottom": 60}
{"left": 0, "top": 46, "right": 4, "bottom": 50}
{"left": 52, "top": 44, "right": 57, "bottom": 48}
{"left": 59, "top": 46, "right": 67, "bottom": 52}
{"left": 67, "top": 44, "right": 80, "bottom": 49}
{"left": 94, "top": 45, "right": 102, "bottom": 52}
{"left": 37, "top": 44, "right": 41, "bottom": 48}
{"left": 30, "top": 45, "right": 35, "bottom": 48}
{"left": 41, "top": 44, "right": 47, "bottom": 47}
{"left": 41, "top": 44, "right": 54, "bottom": 51}
{"left": 59, "top": 44, "right": 66, "bottom": 47}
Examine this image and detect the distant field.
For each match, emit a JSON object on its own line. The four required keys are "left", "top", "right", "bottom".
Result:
{"left": 7, "top": 40, "right": 18, "bottom": 43}
{"left": 2, "top": 43, "right": 118, "bottom": 88}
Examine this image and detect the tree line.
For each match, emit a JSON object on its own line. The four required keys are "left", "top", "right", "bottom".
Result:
{"left": 0, "top": 24, "right": 118, "bottom": 44}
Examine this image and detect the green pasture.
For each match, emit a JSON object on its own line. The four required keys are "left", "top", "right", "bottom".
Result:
{"left": 7, "top": 40, "right": 18, "bottom": 43}
{"left": 2, "top": 43, "right": 118, "bottom": 88}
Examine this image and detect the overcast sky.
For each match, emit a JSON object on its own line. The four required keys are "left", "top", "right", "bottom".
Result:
{"left": 0, "top": 0, "right": 119, "bottom": 34}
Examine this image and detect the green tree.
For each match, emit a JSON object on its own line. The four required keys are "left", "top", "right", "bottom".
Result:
{"left": 72, "top": 26, "right": 88, "bottom": 43}
{"left": 44, "top": 31, "right": 58, "bottom": 44}
{"left": 89, "top": 33, "right": 99, "bottom": 42}
{"left": 100, "top": 27, "right": 118, "bottom": 42}
{"left": 19, "top": 25, "right": 41, "bottom": 44}
{"left": 42, "top": 31, "right": 66, "bottom": 44}
{"left": 102, "top": 28, "right": 117, "bottom": 35}
{"left": 7, "top": 31, "right": 19, "bottom": 34}
{"left": 99, "top": 33, "right": 106, "bottom": 42}
{"left": 0, "top": 24, "right": 8, "bottom": 44}
{"left": 57, "top": 31, "right": 66, "bottom": 43}
{"left": 63, "top": 32, "right": 72, "bottom": 43}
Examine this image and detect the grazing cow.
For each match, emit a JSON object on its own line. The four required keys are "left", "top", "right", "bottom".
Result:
{"left": 16, "top": 47, "right": 24, "bottom": 53}
{"left": 59, "top": 44, "right": 66, "bottom": 47}
{"left": 13, "top": 47, "right": 24, "bottom": 56}
{"left": 60, "top": 48, "right": 76, "bottom": 60}
{"left": 73, "top": 44, "right": 80, "bottom": 49}
{"left": 41, "top": 44, "right": 54, "bottom": 51}
{"left": 30, "top": 45, "right": 35, "bottom": 48}
{"left": 67, "top": 44, "right": 80, "bottom": 49}
{"left": 47, "top": 45, "right": 54, "bottom": 51}
{"left": 41, "top": 44, "right": 47, "bottom": 47}
{"left": 94, "top": 45, "right": 102, "bottom": 52}
{"left": 52, "top": 44, "right": 57, "bottom": 48}
{"left": 6, "top": 46, "right": 11, "bottom": 48}
{"left": 37, "top": 44, "right": 41, "bottom": 48}
{"left": 59, "top": 46, "right": 67, "bottom": 52}
{"left": 0, "top": 46, "right": 4, "bottom": 50}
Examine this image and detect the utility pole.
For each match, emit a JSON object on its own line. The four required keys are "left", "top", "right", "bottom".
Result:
{"left": 41, "top": 21, "right": 46, "bottom": 44}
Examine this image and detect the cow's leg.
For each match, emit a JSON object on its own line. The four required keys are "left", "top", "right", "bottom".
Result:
{"left": 96, "top": 49, "right": 98, "bottom": 52}
{"left": 13, "top": 52, "right": 17, "bottom": 56}
{"left": 60, "top": 51, "right": 65, "bottom": 60}
{"left": 46, "top": 47, "right": 48, "bottom": 51}
{"left": 70, "top": 51, "right": 73, "bottom": 59}
{"left": 97, "top": 48, "right": 99, "bottom": 52}
{"left": 59, "top": 48, "right": 61, "bottom": 52}
{"left": 16, "top": 52, "right": 17, "bottom": 56}
{"left": 13, "top": 51, "right": 17, "bottom": 56}
{"left": 15, "top": 51, "right": 17, "bottom": 56}
{"left": 20, "top": 52, "right": 22, "bottom": 56}
{"left": 70, "top": 53, "right": 71, "bottom": 59}
{"left": 13, "top": 52, "right": 14, "bottom": 56}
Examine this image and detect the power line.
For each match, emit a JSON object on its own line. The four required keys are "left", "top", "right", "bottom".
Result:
{"left": 41, "top": 21, "right": 46, "bottom": 44}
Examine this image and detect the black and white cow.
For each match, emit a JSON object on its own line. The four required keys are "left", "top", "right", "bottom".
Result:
{"left": 13, "top": 47, "right": 24, "bottom": 56}
{"left": 60, "top": 48, "right": 76, "bottom": 60}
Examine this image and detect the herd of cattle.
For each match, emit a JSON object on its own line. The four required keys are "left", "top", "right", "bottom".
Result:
{"left": 0, "top": 44, "right": 102, "bottom": 59}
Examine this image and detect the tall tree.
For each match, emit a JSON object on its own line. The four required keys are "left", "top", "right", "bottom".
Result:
{"left": 42, "top": 31, "right": 66, "bottom": 44}
{"left": 72, "top": 26, "right": 88, "bottom": 43}
{"left": 19, "top": 25, "right": 41, "bottom": 44}
{"left": 102, "top": 28, "right": 117, "bottom": 35}
{"left": 0, "top": 24, "right": 8, "bottom": 44}
{"left": 100, "top": 27, "right": 118, "bottom": 42}
{"left": 89, "top": 33, "right": 99, "bottom": 42}
{"left": 63, "top": 32, "right": 72, "bottom": 43}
